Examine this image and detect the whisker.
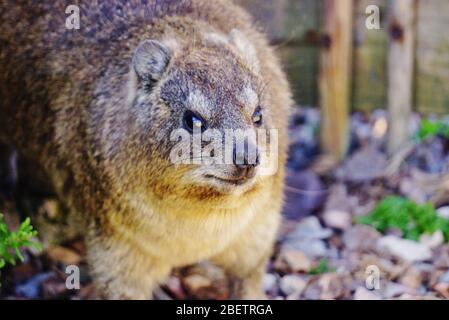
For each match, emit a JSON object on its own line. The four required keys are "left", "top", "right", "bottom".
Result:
{"left": 284, "top": 184, "right": 329, "bottom": 195}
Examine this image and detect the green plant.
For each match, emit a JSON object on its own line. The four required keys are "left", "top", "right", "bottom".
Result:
{"left": 0, "top": 214, "right": 41, "bottom": 270}
{"left": 416, "top": 119, "right": 449, "bottom": 142}
{"left": 356, "top": 196, "right": 449, "bottom": 242}
{"left": 308, "top": 259, "right": 335, "bottom": 275}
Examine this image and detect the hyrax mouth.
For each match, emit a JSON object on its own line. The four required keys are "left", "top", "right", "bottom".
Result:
{"left": 204, "top": 174, "right": 253, "bottom": 186}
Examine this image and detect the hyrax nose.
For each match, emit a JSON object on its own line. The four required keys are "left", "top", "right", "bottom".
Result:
{"left": 232, "top": 141, "right": 260, "bottom": 171}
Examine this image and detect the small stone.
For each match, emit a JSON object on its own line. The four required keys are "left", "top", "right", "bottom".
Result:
{"left": 327, "top": 246, "right": 340, "bottom": 259}
{"left": 322, "top": 210, "right": 352, "bottom": 230}
{"left": 319, "top": 273, "right": 352, "bottom": 300}
{"left": 386, "top": 228, "right": 403, "bottom": 238}
{"left": 354, "top": 287, "right": 381, "bottom": 300}
{"left": 377, "top": 236, "right": 432, "bottom": 263}
{"left": 433, "top": 283, "right": 449, "bottom": 299}
{"left": 46, "top": 245, "right": 82, "bottom": 266}
{"left": 275, "top": 249, "right": 312, "bottom": 273}
{"left": 399, "top": 266, "right": 424, "bottom": 290}
{"left": 433, "top": 245, "right": 449, "bottom": 268}
{"left": 383, "top": 282, "right": 412, "bottom": 299}
{"left": 343, "top": 225, "right": 381, "bottom": 252}
{"left": 335, "top": 252, "right": 361, "bottom": 275}
{"left": 414, "top": 263, "right": 435, "bottom": 283}
{"left": 262, "top": 273, "right": 277, "bottom": 293}
{"left": 437, "top": 206, "right": 449, "bottom": 219}
{"left": 279, "top": 275, "right": 307, "bottom": 296}
{"left": 439, "top": 270, "right": 449, "bottom": 284}
{"left": 336, "top": 147, "right": 387, "bottom": 183}
{"left": 419, "top": 230, "right": 444, "bottom": 249}
{"left": 282, "top": 239, "right": 328, "bottom": 259}
{"left": 429, "top": 270, "right": 445, "bottom": 288}
{"left": 303, "top": 279, "right": 321, "bottom": 300}
{"left": 323, "top": 184, "right": 353, "bottom": 217}
{"left": 282, "top": 217, "right": 333, "bottom": 259}
{"left": 286, "top": 216, "right": 333, "bottom": 240}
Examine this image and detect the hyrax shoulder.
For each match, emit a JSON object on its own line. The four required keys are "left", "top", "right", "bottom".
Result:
{"left": 0, "top": 0, "right": 292, "bottom": 299}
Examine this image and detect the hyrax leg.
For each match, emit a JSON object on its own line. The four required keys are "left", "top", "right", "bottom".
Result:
{"left": 86, "top": 234, "right": 171, "bottom": 300}
{"left": 211, "top": 209, "right": 280, "bottom": 300}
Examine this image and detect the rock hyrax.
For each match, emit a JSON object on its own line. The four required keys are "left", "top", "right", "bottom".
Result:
{"left": 0, "top": 0, "right": 292, "bottom": 299}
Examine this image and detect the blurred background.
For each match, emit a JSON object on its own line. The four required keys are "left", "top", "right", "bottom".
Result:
{"left": 1, "top": 0, "right": 449, "bottom": 300}
{"left": 238, "top": 0, "right": 449, "bottom": 115}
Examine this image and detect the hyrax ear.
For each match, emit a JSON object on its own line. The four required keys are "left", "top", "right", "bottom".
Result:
{"left": 228, "top": 29, "right": 260, "bottom": 73}
{"left": 132, "top": 40, "right": 171, "bottom": 83}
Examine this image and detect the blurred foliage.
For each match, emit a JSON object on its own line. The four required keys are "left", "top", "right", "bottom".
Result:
{"left": 308, "top": 259, "right": 336, "bottom": 275}
{"left": 416, "top": 119, "right": 449, "bottom": 142}
{"left": 0, "top": 214, "right": 41, "bottom": 271}
{"left": 356, "top": 196, "right": 449, "bottom": 242}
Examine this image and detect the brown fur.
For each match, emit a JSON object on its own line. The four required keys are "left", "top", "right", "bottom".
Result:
{"left": 0, "top": 0, "right": 292, "bottom": 299}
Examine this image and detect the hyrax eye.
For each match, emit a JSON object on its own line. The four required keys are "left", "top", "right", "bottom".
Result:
{"left": 183, "top": 110, "right": 207, "bottom": 133}
{"left": 252, "top": 106, "right": 263, "bottom": 126}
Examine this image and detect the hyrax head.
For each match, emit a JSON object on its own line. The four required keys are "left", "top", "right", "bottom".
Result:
{"left": 124, "top": 29, "right": 277, "bottom": 203}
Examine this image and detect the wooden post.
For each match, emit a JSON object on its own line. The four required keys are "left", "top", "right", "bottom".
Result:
{"left": 319, "top": 0, "right": 353, "bottom": 161}
{"left": 415, "top": 0, "right": 449, "bottom": 115}
{"left": 387, "top": 0, "right": 416, "bottom": 155}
